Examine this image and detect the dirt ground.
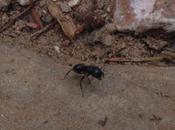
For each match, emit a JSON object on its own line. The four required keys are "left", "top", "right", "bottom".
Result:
{"left": 0, "top": 43, "right": 175, "bottom": 130}
{"left": 0, "top": 1, "right": 175, "bottom": 129}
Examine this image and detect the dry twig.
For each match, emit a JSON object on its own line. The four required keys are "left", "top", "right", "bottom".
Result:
{"left": 30, "top": 20, "right": 57, "bottom": 40}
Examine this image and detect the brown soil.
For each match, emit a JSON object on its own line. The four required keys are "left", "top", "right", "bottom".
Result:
{"left": 0, "top": 0, "right": 174, "bottom": 66}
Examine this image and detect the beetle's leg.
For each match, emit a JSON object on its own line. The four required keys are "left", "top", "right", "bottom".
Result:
{"left": 80, "top": 76, "right": 85, "bottom": 97}
{"left": 86, "top": 76, "right": 92, "bottom": 85}
{"left": 63, "top": 69, "right": 72, "bottom": 79}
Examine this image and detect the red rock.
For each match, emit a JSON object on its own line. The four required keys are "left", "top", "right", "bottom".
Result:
{"left": 114, "top": 0, "right": 175, "bottom": 32}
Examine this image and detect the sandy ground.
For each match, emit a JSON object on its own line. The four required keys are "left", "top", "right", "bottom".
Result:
{"left": 0, "top": 43, "right": 175, "bottom": 130}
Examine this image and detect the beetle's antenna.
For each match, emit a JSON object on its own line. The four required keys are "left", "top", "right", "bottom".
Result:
{"left": 63, "top": 69, "right": 73, "bottom": 79}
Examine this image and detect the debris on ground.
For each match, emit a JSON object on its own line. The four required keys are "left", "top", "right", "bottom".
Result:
{"left": 0, "top": 0, "right": 175, "bottom": 65}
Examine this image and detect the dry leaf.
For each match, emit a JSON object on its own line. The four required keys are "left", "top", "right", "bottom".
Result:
{"left": 47, "top": 1, "right": 76, "bottom": 39}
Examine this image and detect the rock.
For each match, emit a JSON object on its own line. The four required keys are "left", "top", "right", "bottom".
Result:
{"left": 17, "top": 0, "right": 30, "bottom": 6}
{"left": 58, "top": 2, "right": 72, "bottom": 13}
{"left": 54, "top": 46, "right": 60, "bottom": 54}
{"left": 88, "top": 27, "right": 114, "bottom": 46}
{"left": 0, "top": 0, "right": 11, "bottom": 10}
{"left": 103, "top": 34, "right": 114, "bottom": 46}
{"left": 114, "top": 0, "right": 175, "bottom": 32}
{"left": 68, "top": 0, "right": 81, "bottom": 8}
{"left": 105, "top": 23, "right": 117, "bottom": 33}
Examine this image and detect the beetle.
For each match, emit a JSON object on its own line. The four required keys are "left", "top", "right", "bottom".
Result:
{"left": 64, "top": 63, "right": 104, "bottom": 96}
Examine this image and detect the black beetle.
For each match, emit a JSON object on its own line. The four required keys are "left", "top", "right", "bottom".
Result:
{"left": 64, "top": 63, "right": 104, "bottom": 96}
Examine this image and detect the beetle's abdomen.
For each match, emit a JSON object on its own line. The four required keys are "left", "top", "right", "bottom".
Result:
{"left": 86, "top": 66, "right": 103, "bottom": 79}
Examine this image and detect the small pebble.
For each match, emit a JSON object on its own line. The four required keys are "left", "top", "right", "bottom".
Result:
{"left": 58, "top": 2, "right": 72, "bottom": 13}
{"left": 68, "top": 0, "right": 81, "bottom": 7}
{"left": 103, "top": 34, "right": 114, "bottom": 46}
{"left": 17, "top": 0, "right": 30, "bottom": 6}
{"left": 54, "top": 46, "right": 60, "bottom": 54}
